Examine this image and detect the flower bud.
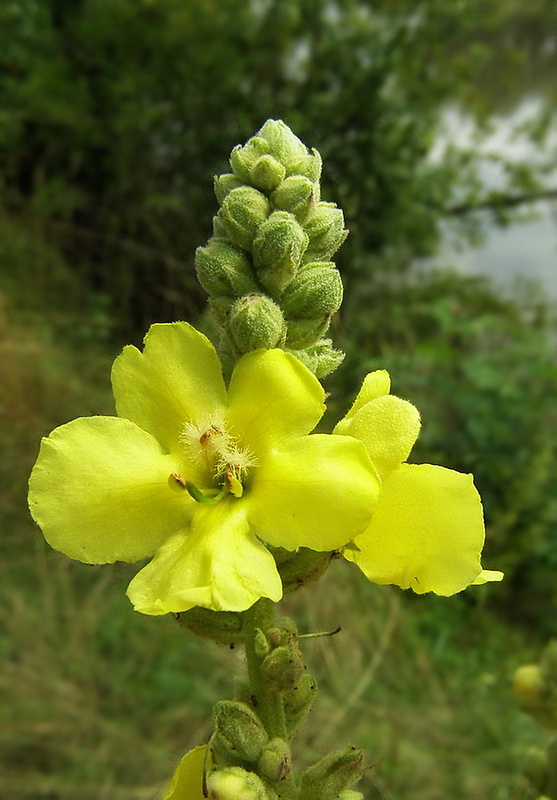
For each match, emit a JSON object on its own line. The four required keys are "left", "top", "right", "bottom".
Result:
{"left": 214, "top": 173, "right": 243, "bottom": 205}
{"left": 286, "top": 339, "right": 345, "bottom": 379}
{"left": 281, "top": 263, "right": 343, "bottom": 320}
{"left": 271, "top": 175, "right": 318, "bottom": 222}
{"left": 283, "top": 671, "right": 317, "bottom": 734}
{"left": 299, "top": 745, "right": 364, "bottom": 800}
{"left": 230, "top": 135, "right": 268, "bottom": 183}
{"left": 220, "top": 187, "right": 270, "bottom": 251}
{"left": 257, "top": 119, "right": 308, "bottom": 170}
{"left": 206, "top": 767, "right": 269, "bottom": 800}
{"left": 337, "top": 792, "right": 364, "bottom": 800}
{"left": 514, "top": 665, "right": 547, "bottom": 705}
{"left": 285, "top": 318, "right": 331, "bottom": 350}
{"left": 227, "top": 294, "right": 287, "bottom": 354}
{"left": 257, "top": 738, "right": 291, "bottom": 783}
{"left": 304, "top": 202, "right": 348, "bottom": 261}
{"left": 287, "top": 147, "right": 322, "bottom": 182}
{"left": 277, "top": 548, "right": 334, "bottom": 594}
{"left": 195, "top": 239, "right": 259, "bottom": 299}
{"left": 250, "top": 154, "right": 286, "bottom": 192}
{"left": 252, "top": 211, "right": 308, "bottom": 296}
{"left": 175, "top": 607, "right": 244, "bottom": 645}
{"left": 262, "top": 643, "right": 305, "bottom": 691}
{"left": 208, "top": 297, "right": 235, "bottom": 326}
{"left": 213, "top": 701, "right": 268, "bottom": 763}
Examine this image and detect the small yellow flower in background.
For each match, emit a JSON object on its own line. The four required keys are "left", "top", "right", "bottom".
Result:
{"left": 335, "top": 370, "right": 503, "bottom": 596}
{"left": 28, "top": 322, "right": 380, "bottom": 615}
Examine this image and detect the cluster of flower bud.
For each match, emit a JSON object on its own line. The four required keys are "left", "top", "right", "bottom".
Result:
{"left": 195, "top": 119, "right": 347, "bottom": 378}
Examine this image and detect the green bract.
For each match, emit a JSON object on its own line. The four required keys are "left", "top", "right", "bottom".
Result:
{"left": 28, "top": 323, "right": 380, "bottom": 615}
{"left": 335, "top": 370, "right": 504, "bottom": 596}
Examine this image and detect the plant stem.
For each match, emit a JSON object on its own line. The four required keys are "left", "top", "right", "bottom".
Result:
{"left": 242, "top": 598, "right": 288, "bottom": 740}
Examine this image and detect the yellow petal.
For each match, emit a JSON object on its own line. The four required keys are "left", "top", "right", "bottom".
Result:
{"left": 162, "top": 746, "right": 207, "bottom": 800}
{"left": 340, "top": 395, "right": 421, "bottom": 479}
{"left": 334, "top": 370, "right": 391, "bottom": 435}
{"left": 472, "top": 569, "right": 504, "bottom": 585}
{"left": 226, "top": 349, "right": 325, "bottom": 457}
{"left": 347, "top": 463, "right": 486, "bottom": 596}
{"left": 111, "top": 322, "right": 227, "bottom": 454}
{"left": 28, "top": 417, "right": 192, "bottom": 564}
{"left": 247, "top": 434, "right": 380, "bottom": 551}
{"left": 126, "top": 501, "right": 282, "bottom": 614}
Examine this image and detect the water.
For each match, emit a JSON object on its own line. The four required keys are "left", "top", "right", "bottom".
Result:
{"left": 430, "top": 101, "right": 557, "bottom": 298}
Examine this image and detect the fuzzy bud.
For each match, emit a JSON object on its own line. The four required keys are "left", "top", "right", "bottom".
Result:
{"left": 281, "top": 262, "right": 343, "bottom": 320}
{"left": 272, "top": 175, "right": 318, "bottom": 222}
{"left": 195, "top": 239, "right": 259, "bottom": 299}
{"left": 250, "top": 154, "right": 286, "bottom": 192}
{"left": 214, "top": 173, "right": 243, "bottom": 205}
{"left": 286, "top": 339, "right": 345, "bottom": 378}
{"left": 175, "top": 607, "right": 243, "bottom": 645}
{"left": 277, "top": 548, "right": 334, "bottom": 594}
{"left": 262, "top": 644, "right": 305, "bottom": 691}
{"left": 283, "top": 671, "right": 317, "bottom": 734}
{"left": 257, "top": 738, "right": 292, "bottom": 783}
{"left": 212, "top": 701, "right": 268, "bottom": 764}
{"left": 252, "top": 211, "right": 308, "bottom": 296}
{"left": 227, "top": 294, "right": 287, "bottom": 354}
{"left": 288, "top": 147, "right": 323, "bottom": 181}
{"left": 257, "top": 119, "right": 309, "bottom": 170}
{"left": 230, "top": 135, "right": 268, "bottom": 183}
{"left": 299, "top": 745, "right": 365, "bottom": 800}
{"left": 304, "top": 202, "right": 348, "bottom": 261}
{"left": 337, "top": 792, "right": 364, "bottom": 800}
{"left": 206, "top": 767, "right": 269, "bottom": 800}
{"left": 208, "top": 296, "right": 235, "bottom": 326}
{"left": 285, "top": 318, "right": 331, "bottom": 350}
{"left": 219, "top": 187, "right": 270, "bottom": 251}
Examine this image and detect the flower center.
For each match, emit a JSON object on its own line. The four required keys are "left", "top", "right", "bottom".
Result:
{"left": 178, "top": 414, "right": 256, "bottom": 503}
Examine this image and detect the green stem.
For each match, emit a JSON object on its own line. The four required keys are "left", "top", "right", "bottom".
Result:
{"left": 242, "top": 598, "right": 287, "bottom": 740}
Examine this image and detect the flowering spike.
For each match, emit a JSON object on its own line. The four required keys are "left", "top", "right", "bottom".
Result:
{"left": 196, "top": 120, "right": 348, "bottom": 376}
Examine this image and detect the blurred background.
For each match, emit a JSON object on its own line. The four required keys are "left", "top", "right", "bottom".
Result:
{"left": 1, "top": 1, "right": 556, "bottom": 798}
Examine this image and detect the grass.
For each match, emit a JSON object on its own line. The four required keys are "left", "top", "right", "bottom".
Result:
{"left": 0, "top": 299, "right": 549, "bottom": 800}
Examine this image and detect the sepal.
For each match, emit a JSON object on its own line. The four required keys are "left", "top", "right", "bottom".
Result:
{"left": 227, "top": 294, "right": 287, "bottom": 354}
{"left": 219, "top": 187, "right": 270, "bottom": 251}
{"left": 304, "top": 202, "right": 348, "bottom": 261}
{"left": 175, "top": 607, "right": 244, "bottom": 645}
{"left": 252, "top": 211, "right": 308, "bottom": 296}
{"left": 281, "top": 262, "right": 343, "bottom": 320}
{"left": 195, "top": 238, "right": 259, "bottom": 299}
{"left": 299, "top": 745, "right": 365, "bottom": 800}
{"left": 257, "top": 738, "right": 292, "bottom": 783}
{"left": 212, "top": 700, "right": 268, "bottom": 764}
{"left": 272, "top": 175, "right": 318, "bottom": 222}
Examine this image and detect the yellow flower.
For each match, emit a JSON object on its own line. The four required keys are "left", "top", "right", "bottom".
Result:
{"left": 29, "top": 323, "right": 379, "bottom": 614}
{"left": 335, "top": 370, "right": 503, "bottom": 595}
{"left": 162, "top": 746, "right": 206, "bottom": 800}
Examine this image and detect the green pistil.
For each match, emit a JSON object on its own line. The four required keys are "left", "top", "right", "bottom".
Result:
{"left": 186, "top": 483, "right": 228, "bottom": 505}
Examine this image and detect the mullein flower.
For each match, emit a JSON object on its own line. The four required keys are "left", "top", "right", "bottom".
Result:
{"left": 162, "top": 745, "right": 206, "bottom": 800}
{"left": 335, "top": 370, "right": 503, "bottom": 596}
{"left": 28, "top": 322, "right": 379, "bottom": 615}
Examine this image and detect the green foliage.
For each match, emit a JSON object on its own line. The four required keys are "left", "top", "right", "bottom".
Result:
{"left": 1, "top": 0, "right": 555, "bottom": 336}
